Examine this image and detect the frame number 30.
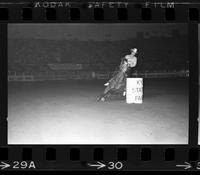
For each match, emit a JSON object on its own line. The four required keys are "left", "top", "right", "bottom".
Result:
{"left": 108, "top": 161, "right": 123, "bottom": 170}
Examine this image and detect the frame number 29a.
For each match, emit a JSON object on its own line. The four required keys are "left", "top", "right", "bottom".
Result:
{"left": 12, "top": 161, "right": 36, "bottom": 169}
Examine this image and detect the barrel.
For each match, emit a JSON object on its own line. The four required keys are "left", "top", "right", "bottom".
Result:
{"left": 126, "top": 78, "right": 143, "bottom": 104}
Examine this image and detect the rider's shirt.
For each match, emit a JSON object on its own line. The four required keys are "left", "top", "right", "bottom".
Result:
{"left": 125, "top": 54, "right": 137, "bottom": 68}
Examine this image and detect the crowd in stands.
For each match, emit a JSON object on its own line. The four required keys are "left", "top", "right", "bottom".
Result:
{"left": 8, "top": 34, "right": 188, "bottom": 75}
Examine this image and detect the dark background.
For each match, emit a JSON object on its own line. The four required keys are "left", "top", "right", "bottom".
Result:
{"left": 8, "top": 24, "right": 188, "bottom": 78}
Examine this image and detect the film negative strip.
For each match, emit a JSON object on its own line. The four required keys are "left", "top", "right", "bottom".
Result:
{"left": 0, "top": 0, "right": 199, "bottom": 171}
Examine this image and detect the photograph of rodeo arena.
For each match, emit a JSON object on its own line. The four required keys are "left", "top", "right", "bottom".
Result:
{"left": 8, "top": 24, "right": 189, "bottom": 144}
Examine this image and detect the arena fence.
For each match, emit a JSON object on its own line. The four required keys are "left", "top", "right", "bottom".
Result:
{"left": 8, "top": 70, "right": 189, "bottom": 81}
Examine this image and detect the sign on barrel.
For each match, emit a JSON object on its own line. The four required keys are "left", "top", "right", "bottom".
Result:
{"left": 126, "top": 78, "right": 143, "bottom": 104}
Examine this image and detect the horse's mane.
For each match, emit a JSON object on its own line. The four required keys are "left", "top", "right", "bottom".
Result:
{"left": 111, "top": 57, "right": 127, "bottom": 77}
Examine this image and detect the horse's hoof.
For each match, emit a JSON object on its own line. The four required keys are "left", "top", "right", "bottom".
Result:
{"left": 101, "top": 97, "right": 105, "bottom": 101}
{"left": 97, "top": 97, "right": 105, "bottom": 101}
{"left": 97, "top": 97, "right": 103, "bottom": 101}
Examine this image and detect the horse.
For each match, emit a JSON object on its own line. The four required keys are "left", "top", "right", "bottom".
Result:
{"left": 98, "top": 58, "right": 130, "bottom": 101}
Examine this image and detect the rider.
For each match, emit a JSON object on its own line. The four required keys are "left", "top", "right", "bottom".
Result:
{"left": 104, "top": 48, "right": 138, "bottom": 87}
{"left": 125, "top": 48, "right": 138, "bottom": 77}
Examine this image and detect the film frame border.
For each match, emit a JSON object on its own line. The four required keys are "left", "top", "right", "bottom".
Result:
{"left": 0, "top": 0, "right": 199, "bottom": 171}
{"left": 0, "top": 0, "right": 199, "bottom": 22}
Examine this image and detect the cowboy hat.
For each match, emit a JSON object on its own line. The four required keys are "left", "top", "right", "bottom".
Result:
{"left": 130, "top": 48, "right": 138, "bottom": 53}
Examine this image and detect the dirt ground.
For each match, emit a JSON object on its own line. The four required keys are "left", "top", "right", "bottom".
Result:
{"left": 8, "top": 78, "right": 189, "bottom": 144}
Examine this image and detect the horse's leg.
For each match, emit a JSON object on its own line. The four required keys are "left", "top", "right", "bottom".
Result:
{"left": 98, "top": 87, "right": 115, "bottom": 101}
{"left": 97, "top": 85, "right": 110, "bottom": 101}
{"left": 101, "top": 89, "right": 115, "bottom": 101}
{"left": 105, "top": 88, "right": 115, "bottom": 98}
{"left": 98, "top": 71, "right": 121, "bottom": 101}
